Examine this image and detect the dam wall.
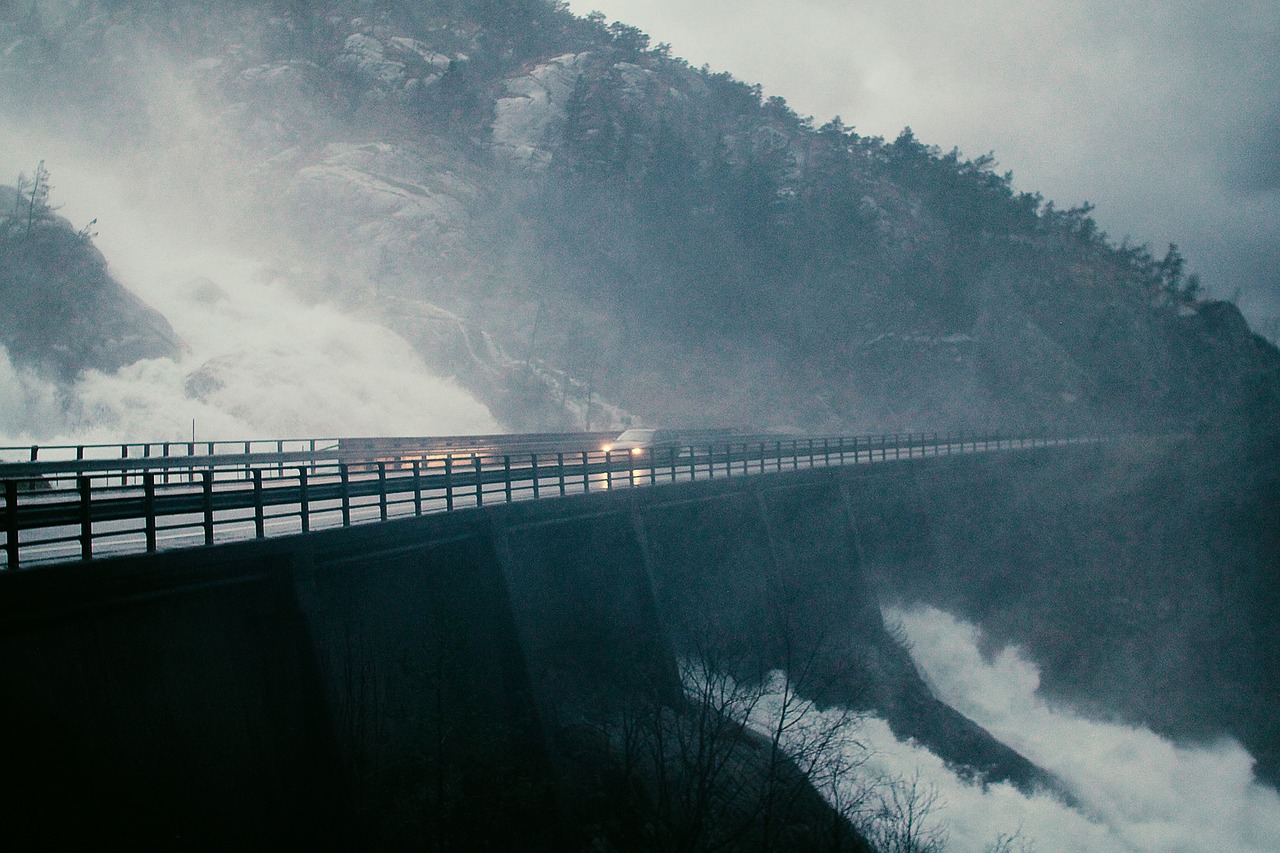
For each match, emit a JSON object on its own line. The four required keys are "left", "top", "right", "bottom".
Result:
{"left": 0, "top": 442, "right": 1128, "bottom": 846}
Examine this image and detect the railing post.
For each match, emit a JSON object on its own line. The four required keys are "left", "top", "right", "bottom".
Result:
{"left": 276, "top": 440, "right": 284, "bottom": 478}
{"left": 649, "top": 449, "right": 657, "bottom": 486}
{"left": 557, "top": 452, "right": 566, "bottom": 496}
{"left": 707, "top": 446, "right": 714, "bottom": 479}
{"left": 201, "top": 470, "right": 214, "bottom": 545}
{"left": 605, "top": 451, "right": 613, "bottom": 490}
{"left": 378, "top": 462, "right": 388, "bottom": 520}
{"left": 340, "top": 463, "right": 351, "bottom": 526}
{"left": 582, "top": 451, "right": 590, "bottom": 493}
{"left": 475, "top": 455, "right": 484, "bottom": 507}
{"left": 253, "top": 469, "right": 265, "bottom": 538}
{"left": 504, "top": 455, "right": 513, "bottom": 502}
{"left": 29, "top": 445, "right": 38, "bottom": 462}
{"left": 80, "top": 475, "right": 94, "bottom": 559}
{"left": 141, "top": 473, "right": 155, "bottom": 554}
{"left": 670, "top": 446, "right": 678, "bottom": 483}
{"left": 5, "top": 480, "right": 20, "bottom": 570}
{"left": 531, "top": 454, "right": 541, "bottom": 499}
{"left": 121, "top": 444, "right": 129, "bottom": 486}
{"left": 413, "top": 461, "right": 423, "bottom": 515}
{"left": 297, "top": 467, "right": 310, "bottom": 533}
{"left": 445, "top": 457, "right": 455, "bottom": 511}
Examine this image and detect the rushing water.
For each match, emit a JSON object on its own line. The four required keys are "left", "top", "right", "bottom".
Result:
{"left": 884, "top": 605, "right": 1280, "bottom": 852}
{"left": 0, "top": 146, "right": 496, "bottom": 448}
{"left": 740, "top": 606, "right": 1280, "bottom": 852}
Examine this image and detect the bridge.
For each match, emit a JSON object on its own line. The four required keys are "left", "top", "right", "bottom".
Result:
{"left": 0, "top": 428, "right": 1147, "bottom": 847}
{"left": 1, "top": 429, "right": 1094, "bottom": 569}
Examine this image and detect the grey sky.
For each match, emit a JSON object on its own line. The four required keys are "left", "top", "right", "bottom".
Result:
{"left": 567, "top": 0, "right": 1280, "bottom": 328}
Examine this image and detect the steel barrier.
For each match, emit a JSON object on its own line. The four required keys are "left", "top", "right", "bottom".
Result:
{"left": 1, "top": 431, "right": 1098, "bottom": 570}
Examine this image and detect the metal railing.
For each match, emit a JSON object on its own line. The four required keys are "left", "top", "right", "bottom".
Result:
{"left": 1, "top": 432, "right": 1093, "bottom": 570}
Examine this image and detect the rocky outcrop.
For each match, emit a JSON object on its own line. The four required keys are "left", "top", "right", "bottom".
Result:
{"left": 0, "top": 189, "right": 179, "bottom": 379}
{"left": 492, "top": 52, "right": 587, "bottom": 166}
{"left": 3, "top": 2, "right": 1276, "bottom": 436}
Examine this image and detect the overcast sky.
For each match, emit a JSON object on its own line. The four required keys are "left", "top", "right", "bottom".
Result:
{"left": 566, "top": 0, "right": 1280, "bottom": 330}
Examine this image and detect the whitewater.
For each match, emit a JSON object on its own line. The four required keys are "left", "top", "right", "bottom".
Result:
{"left": 0, "top": 145, "right": 497, "bottom": 449}
{"left": 748, "top": 605, "right": 1280, "bottom": 852}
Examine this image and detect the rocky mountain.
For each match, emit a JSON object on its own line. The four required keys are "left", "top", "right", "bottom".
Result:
{"left": 3, "top": 0, "right": 1276, "bottom": 435}
{"left": 3, "top": 0, "right": 1280, "bottom": 844}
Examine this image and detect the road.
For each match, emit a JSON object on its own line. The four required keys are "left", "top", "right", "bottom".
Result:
{"left": 3, "top": 433, "right": 1089, "bottom": 569}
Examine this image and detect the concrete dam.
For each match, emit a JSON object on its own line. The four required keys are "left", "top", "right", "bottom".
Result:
{"left": 0, "top": 439, "right": 1204, "bottom": 848}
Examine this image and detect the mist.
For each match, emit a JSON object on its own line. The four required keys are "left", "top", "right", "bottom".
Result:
{"left": 0, "top": 68, "right": 497, "bottom": 447}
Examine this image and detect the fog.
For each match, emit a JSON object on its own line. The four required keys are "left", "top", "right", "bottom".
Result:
{"left": 567, "top": 0, "right": 1280, "bottom": 327}
{"left": 0, "top": 115, "right": 497, "bottom": 448}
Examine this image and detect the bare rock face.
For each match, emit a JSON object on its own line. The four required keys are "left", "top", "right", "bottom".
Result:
{"left": 0, "top": 192, "right": 179, "bottom": 379}
{"left": 492, "top": 52, "right": 587, "bottom": 166}
{"left": 3, "top": 1, "right": 1277, "bottom": 438}
{"left": 287, "top": 141, "right": 479, "bottom": 276}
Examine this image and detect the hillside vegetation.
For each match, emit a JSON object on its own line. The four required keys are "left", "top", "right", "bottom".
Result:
{"left": 3, "top": 0, "right": 1276, "bottom": 434}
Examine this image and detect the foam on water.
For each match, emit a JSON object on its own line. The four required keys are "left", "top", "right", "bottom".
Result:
{"left": 885, "top": 605, "right": 1280, "bottom": 852}
{"left": 0, "top": 142, "right": 497, "bottom": 447}
{"left": 737, "top": 606, "right": 1280, "bottom": 852}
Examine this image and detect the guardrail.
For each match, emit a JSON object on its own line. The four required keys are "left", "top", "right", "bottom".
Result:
{"left": 1, "top": 432, "right": 1092, "bottom": 570}
{"left": 0, "top": 431, "right": 622, "bottom": 466}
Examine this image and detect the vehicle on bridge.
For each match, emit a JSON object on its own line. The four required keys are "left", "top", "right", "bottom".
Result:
{"left": 601, "top": 429, "right": 678, "bottom": 455}
{"left": 601, "top": 428, "right": 744, "bottom": 455}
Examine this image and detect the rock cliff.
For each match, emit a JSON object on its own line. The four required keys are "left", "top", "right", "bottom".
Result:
{"left": 4, "top": 1, "right": 1274, "bottom": 433}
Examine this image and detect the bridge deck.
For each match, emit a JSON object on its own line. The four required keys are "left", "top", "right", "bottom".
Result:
{"left": 1, "top": 432, "right": 1093, "bottom": 570}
